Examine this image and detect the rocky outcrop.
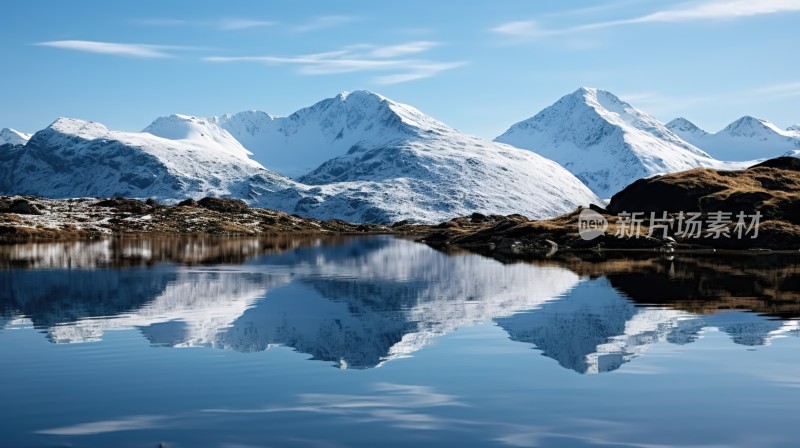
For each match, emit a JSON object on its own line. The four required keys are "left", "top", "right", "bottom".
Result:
{"left": 608, "top": 156, "right": 800, "bottom": 218}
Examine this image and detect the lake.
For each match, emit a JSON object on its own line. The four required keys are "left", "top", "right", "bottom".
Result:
{"left": 1, "top": 235, "right": 799, "bottom": 447}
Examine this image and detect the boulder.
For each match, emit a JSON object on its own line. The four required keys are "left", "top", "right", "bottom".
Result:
{"left": 197, "top": 197, "right": 248, "bottom": 213}
{"left": 92, "top": 198, "right": 152, "bottom": 214}
{"left": 1, "top": 199, "right": 43, "bottom": 215}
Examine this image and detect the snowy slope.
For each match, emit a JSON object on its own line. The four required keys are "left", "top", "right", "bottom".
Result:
{"left": 788, "top": 124, "right": 800, "bottom": 133}
{"left": 668, "top": 116, "right": 800, "bottom": 161}
{"left": 0, "top": 128, "right": 31, "bottom": 146}
{"left": 211, "top": 91, "right": 428, "bottom": 177}
{"left": 143, "top": 114, "right": 257, "bottom": 161}
{"left": 2, "top": 117, "right": 295, "bottom": 201}
{"left": 495, "top": 88, "right": 722, "bottom": 198}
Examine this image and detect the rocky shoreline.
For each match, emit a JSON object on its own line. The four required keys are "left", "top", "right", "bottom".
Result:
{"left": 0, "top": 195, "right": 392, "bottom": 244}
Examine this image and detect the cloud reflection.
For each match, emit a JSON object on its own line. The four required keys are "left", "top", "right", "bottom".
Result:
{"left": 36, "top": 415, "right": 167, "bottom": 436}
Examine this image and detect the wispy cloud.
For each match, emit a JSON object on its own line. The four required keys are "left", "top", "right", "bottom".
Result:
{"left": 203, "top": 383, "right": 462, "bottom": 431}
{"left": 37, "top": 415, "right": 166, "bottom": 436}
{"left": 137, "top": 17, "right": 275, "bottom": 30}
{"left": 368, "top": 41, "right": 439, "bottom": 58}
{"left": 292, "top": 15, "right": 359, "bottom": 33}
{"left": 633, "top": 0, "right": 800, "bottom": 22}
{"left": 35, "top": 40, "right": 176, "bottom": 58}
{"left": 492, "top": 0, "right": 800, "bottom": 39}
{"left": 373, "top": 63, "right": 465, "bottom": 85}
{"left": 217, "top": 19, "right": 276, "bottom": 30}
{"left": 754, "top": 81, "right": 800, "bottom": 97}
{"left": 204, "top": 41, "right": 464, "bottom": 85}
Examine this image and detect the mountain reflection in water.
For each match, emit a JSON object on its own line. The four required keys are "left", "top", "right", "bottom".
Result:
{"left": 1, "top": 235, "right": 798, "bottom": 373}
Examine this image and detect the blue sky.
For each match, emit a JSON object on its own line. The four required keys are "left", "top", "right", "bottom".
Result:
{"left": 2, "top": 0, "right": 799, "bottom": 138}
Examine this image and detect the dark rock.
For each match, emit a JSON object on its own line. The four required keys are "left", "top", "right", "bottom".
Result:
{"left": 391, "top": 219, "right": 412, "bottom": 228}
{"left": 1, "top": 199, "right": 43, "bottom": 215}
{"left": 505, "top": 214, "right": 530, "bottom": 222}
{"left": 177, "top": 199, "right": 199, "bottom": 207}
{"left": 588, "top": 203, "right": 608, "bottom": 213}
{"left": 749, "top": 156, "right": 800, "bottom": 171}
{"left": 197, "top": 197, "right": 248, "bottom": 213}
{"left": 470, "top": 212, "right": 493, "bottom": 223}
{"left": 93, "top": 198, "right": 151, "bottom": 214}
{"left": 494, "top": 237, "right": 558, "bottom": 257}
{"left": 607, "top": 176, "right": 721, "bottom": 213}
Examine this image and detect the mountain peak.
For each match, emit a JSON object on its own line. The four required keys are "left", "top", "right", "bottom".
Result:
{"left": 0, "top": 128, "right": 32, "bottom": 146}
{"left": 573, "top": 86, "right": 598, "bottom": 96}
{"left": 570, "top": 87, "right": 626, "bottom": 107}
{"left": 667, "top": 117, "right": 707, "bottom": 136}
{"left": 721, "top": 116, "right": 784, "bottom": 137}
{"left": 335, "top": 90, "right": 386, "bottom": 102}
{"left": 42, "top": 118, "right": 110, "bottom": 141}
{"left": 144, "top": 114, "right": 210, "bottom": 138}
{"left": 495, "top": 88, "right": 714, "bottom": 197}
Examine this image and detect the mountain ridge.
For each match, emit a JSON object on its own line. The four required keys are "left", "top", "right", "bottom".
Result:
{"left": 2, "top": 116, "right": 294, "bottom": 202}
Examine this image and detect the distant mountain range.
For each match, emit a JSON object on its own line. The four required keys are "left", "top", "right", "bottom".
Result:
{"left": 2, "top": 88, "right": 797, "bottom": 221}
{"left": 667, "top": 116, "right": 800, "bottom": 161}
{"left": 0, "top": 91, "right": 600, "bottom": 223}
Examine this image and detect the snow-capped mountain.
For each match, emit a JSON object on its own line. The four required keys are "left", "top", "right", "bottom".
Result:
{"left": 210, "top": 92, "right": 601, "bottom": 222}
{"left": 665, "top": 117, "right": 709, "bottom": 141}
{"left": 1, "top": 116, "right": 295, "bottom": 201}
{"left": 667, "top": 116, "right": 800, "bottom": 161}
{"left": 495, "top": 87, "right": 721, "bottom": 198}
{"left": 284, "top": 91, "right": 601, "bottom": 222}
{"left": 0, "top": 128, "right": 31, "bottom": 146}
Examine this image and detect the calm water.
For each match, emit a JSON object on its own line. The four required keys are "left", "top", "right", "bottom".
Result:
{"left": 1, "top": 236, "right": 800, "bottom": 447}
